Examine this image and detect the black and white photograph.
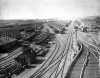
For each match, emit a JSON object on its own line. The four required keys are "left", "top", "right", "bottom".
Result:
{"left": 0, "top": 0, "right": 100, "bottom": 78}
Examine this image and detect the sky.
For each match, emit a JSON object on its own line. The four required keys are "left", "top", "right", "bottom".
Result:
{"left": 0, "top": 0, "right": 100, "bottom": 20}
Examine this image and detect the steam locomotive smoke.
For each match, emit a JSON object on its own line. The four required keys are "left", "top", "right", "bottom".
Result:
{"left": 0, "top": 0, "right": 100, "bottom": 19}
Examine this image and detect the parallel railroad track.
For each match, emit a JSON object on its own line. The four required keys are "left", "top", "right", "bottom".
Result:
{"left": 79, "top": 39, "right": 99, "bottom": 61}
{"left": 65, "top": 41, "right": 99, "bottom": 78}
{"left": 0, "top": 47, "right": 23, "bottom": 65}
{"left": 30, "top": 31, "right": 73, "bottom": 78}
{"left": 12, "top": 37, "right": 59, "bottom": 78}
{"left": 29, "top": 37, "right": 61, "bottom": 78}
{"left": 0, "top": 30, "right": 55, "bottom": 78}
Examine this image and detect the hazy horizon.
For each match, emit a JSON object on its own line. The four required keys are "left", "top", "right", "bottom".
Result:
{"left": 0, "top": 0, "right": 100, "bottom": 20}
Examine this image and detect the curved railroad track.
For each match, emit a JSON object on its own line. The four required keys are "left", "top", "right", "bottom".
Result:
{"left": 29, "top": 31, "right": 73, "bottom": 78}
{"left": 0, "top": 31, "right": 56, "bottom": 78}
{"left": 65, "top": 40, "right": 99, "bottom": 78}
{"left": 13, "top": 35, "right": 61, "bottom": 78}
{"left": 0, "top": 21, "right": 99, "bottom": 78}
{"left": 29, "top": 37, "right": 61, "bottom": 78}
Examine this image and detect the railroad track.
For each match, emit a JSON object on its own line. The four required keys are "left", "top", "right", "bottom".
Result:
{"left": 65, "top": 41, "right": 99, "bottom": 78}
{"left": 0, "top": 47, "right": 24, "bottom": 78}
{"left": 0, "top": 30, "right": 50, "bottom": 64}
{"left": 0, "top": 47, "right": 23, "bottom": 65}
{"left": 46, "top": 32, "right": 73, "bottom": 78}
{"left": 0, "top": 30, "right": 56, "bottom": 77}
{"left": 29, "top": 38, "right": 61, "bottom": 78}
{"left": 29, "top": 31, "right": 73, "bottom": 78}
{"left": 78, "top": 38, "right": 99, "bottom": 61}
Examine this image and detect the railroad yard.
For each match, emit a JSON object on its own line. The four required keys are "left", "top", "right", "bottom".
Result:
{"left": 0, "top": 16, "right": 100, "bottom": 78}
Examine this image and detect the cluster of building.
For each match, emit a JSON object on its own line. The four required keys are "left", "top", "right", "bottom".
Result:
{"left": 0, "top": 22, "right": 55, "bottom": 78}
